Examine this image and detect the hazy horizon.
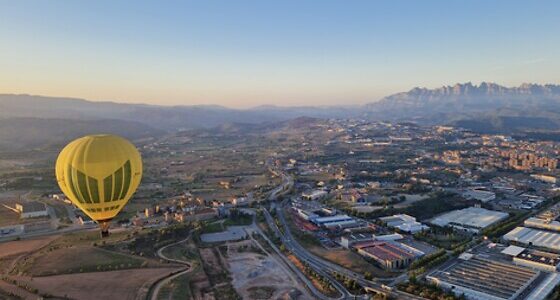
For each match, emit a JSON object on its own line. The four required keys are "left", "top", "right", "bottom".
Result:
{"left": 3, "top": 80, "right": 560, "bottom": 110}
{"left": 1, "top": 0, "right": 559, "bottom": 108}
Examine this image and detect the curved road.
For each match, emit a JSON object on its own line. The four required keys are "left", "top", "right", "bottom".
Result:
{"left": 150, "top": 235, "right": 193, "bottom": 300}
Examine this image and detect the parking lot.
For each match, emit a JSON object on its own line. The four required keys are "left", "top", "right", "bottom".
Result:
{"left": 200, "top": 226, "right": 248, "bottom": 243}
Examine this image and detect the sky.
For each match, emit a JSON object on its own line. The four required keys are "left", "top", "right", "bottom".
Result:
{"left": 0, "top": 1, "right": 559, "bottom": 108}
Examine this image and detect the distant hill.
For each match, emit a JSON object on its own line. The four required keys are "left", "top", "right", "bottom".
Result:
{"left": 0, "top": 94, "right": 355, "bottom": 131}
{"left": 0, "top": 118, "right": 164, "bottom": 151}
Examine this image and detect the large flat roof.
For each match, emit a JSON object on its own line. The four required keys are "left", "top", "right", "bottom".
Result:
{"left": 430, "top": 207, "right": 508, "bottom": 229}
{"left": 314, "top": 214, "right": 353, "bottom": 223}
{"left": 429, "top": 257, "right": 538, "bottom": 300}
{"left": 504, "top": 227, "right": 560, "bottom": 251}
{"left": 17, "top": 201, "right": 47, "bottom": 212}
{"left": 516, "top": 248, "right": 560, "bottom": 267}
{"left": 356, "top": 241, "right": 416, "bottom": 261}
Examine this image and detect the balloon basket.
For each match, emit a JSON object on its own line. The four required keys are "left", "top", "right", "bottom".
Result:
{"left": 98, "top": 219, "right": 111, "bottom": 238}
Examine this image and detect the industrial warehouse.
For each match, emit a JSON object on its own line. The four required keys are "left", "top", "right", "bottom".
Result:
{"left": 502, "top": 245, "right": 560, "bottom": 272}
{"left": 353, "top": 240, "right": 422, "bottom": 270}
{"left": 427, "top": 256, "right": 540, "bottom": 300}
{"left": 430, "top": 206, "right": 509, "bottom": 233}
{"left": 379, "top": 214, "right": 429, "bottom": 233}
{"left": 504, "top": 227, "right": 560, "bottom": 252}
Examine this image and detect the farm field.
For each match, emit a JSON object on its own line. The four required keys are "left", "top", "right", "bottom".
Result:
{"left": 0, "top": 236, "right": 57, "bottom": 259}
{"left": 17, "top": 267, "right": 179, "bottom": 300}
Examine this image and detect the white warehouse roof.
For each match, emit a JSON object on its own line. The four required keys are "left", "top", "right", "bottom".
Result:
{"left": 504, "top": 227, "right": 560, "bottom": 251}
{"left": 314, "top": 214, "right": 353, "bottom": 224}
{"left": 501, "top": 245, "right": 526, "bottom": 257}
{"left": 430, "top": 207, "right": 508, "bottom": 229}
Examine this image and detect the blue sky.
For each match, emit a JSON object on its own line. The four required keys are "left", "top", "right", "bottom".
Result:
{"left": 0, "top": 0, "right": 558, "bottom": 107}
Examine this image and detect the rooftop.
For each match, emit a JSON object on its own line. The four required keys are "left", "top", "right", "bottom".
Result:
{"left": 355, "top": 241, "right": 416, "bottom": 261}
{"left": 430, "top": 207, "right": 508, "bottom": 229}
{"left": 429, "top": 257, "right": 538, "bottom": 300}
{"left": 516, "top": 249, "right": 560, "bottom": 267}
{"left": 504, "top": 227, "right": 560, "bottom": 251}
{"left": 314, "top": 214, "right": 353, "bottom": 223}
{"left": 17, "top": 201, "right": 47, "bottom": 213}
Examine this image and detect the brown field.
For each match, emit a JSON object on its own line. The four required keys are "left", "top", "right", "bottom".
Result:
{"left": 17, "top": 267, "right": 180, "bottom": 300}
{"left": 0, "top": 236, "right": 57, "bottom": 259}
{"left": 0, "top": 205, "right": 19, "bottom": 227}
{"left": 198, "top": 247, "right": 225, "bottom": 280}
{"left": 307, "top": 246, "right": 397, "bottom": 278}
{"left": 0, "top": 279, "right": 37, "bottom": 299}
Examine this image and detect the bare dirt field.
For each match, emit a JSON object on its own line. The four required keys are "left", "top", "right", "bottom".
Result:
{"left": 308, "top": 246, "right": 397, "bottom": 278}
{"left": 0, "top": 204, "right": 20, "bottom": 227}
{"left": 17, "top": 267, "right": 180, "bottom": 300}
{"left": 227, "top": 240, "right": 310, "bottom": 300}
{"left": 0, "top": 236, "right": 57, "bottom": 259}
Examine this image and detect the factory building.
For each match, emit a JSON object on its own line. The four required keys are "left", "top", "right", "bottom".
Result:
{"left": 340, "top": 233, "right": 403, "bottom": 249}
{"left": 524, "top": 217, "right": 560, "bottom": 232}
{"left": 430, "top": 207, "right": 508, "bottom": 233}
{"left": 504, "top": 227, "right": 560, "bottom": 252}
{"left": 428, "top": 256, "right": 539, "bottom": 300}
{"left": 311, "top": 214, "right": 357, "bottom": 228}
{"left": 502, "top": 245, "right": 560, "bottom": 272}
{"left": 462, "top": 189, "right": 496, "bottom": 203}
{"left": 379, "top": 214, "right": 428, "bottom": 233}
{"left": 354, "top": 241, "right": 420, "bottom": 270}
{"left": 340, "top": 233, "right": 374, "bottom": 249}
{"left": 3, "top": 201, "right": 49, "bottom": 219}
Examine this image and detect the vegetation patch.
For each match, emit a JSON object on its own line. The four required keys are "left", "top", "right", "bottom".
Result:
{"left": 247, "top": 286, "right": 276, "bottom": 299}
{"left": 398, "top": 278, "right": 464, "bottom": 300}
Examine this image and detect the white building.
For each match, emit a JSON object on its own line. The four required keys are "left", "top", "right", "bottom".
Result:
{"left": 302, "top": 190, "right": 328, "bottom": 201}
{"left": 430, "top": 207, "right": 508, "bottom": 233}
{"left": 462, "top": 189, "right": 496, "bottom": 203}
{"left": 312, "top": 214, "right": 356, "bottom": 228}
{"left": 504, "top": 227, "right": 560, "bottom": 252}
{"left": 379, "top": 214, "right": 429, "bottom": 233}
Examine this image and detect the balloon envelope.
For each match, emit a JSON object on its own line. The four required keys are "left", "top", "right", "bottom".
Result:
{"left": 55, "top": 134, "right": 142, "bottom": 223}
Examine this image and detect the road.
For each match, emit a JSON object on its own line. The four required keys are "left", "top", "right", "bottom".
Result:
{"left": 262, "top": 166, "right": 425, "bottom": 299}
{"left": 251, "top": 219, "right": 345, "bottom": 300}
{"left": 270, "top": 200, "right": 427, "bottom": 300}
{"left": 150, "top": 235, "right": 193, "bottom": 300}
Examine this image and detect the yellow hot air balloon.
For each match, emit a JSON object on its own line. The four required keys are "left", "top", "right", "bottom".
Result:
{"left": 55, "top": 134, "right": 142, "bottom": 237}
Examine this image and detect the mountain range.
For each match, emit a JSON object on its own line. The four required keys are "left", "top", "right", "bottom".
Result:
{"left": 366, "top": 82, "right": 560, "bottom": 118}
{"left": 2, "top": 82, "right": 560, "bottom": 149}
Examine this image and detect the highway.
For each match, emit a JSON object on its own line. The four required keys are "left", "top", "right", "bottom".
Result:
{"left": 261, "top": 204, "right": 351, "bottom": 299}
{"left": 251, "top": 216, "right": 346, "bottom": 300}
{"left": 263, "top": 168, "right": 425, "bottom": 299}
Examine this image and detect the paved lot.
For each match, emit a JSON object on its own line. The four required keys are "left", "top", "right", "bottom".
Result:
{"left": 200, "top": 226, "right": 247, "bottom": 243}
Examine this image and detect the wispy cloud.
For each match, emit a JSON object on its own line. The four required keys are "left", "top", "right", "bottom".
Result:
{"left": 521, "top": 58, "right": 546, "bottom": 65}
{"left": 490, "top": 58, "right": 547, "bottom": 72}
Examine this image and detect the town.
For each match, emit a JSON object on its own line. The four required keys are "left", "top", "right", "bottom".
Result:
{"left": 2, "top": 118, "right": 560, "bottom": 300}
